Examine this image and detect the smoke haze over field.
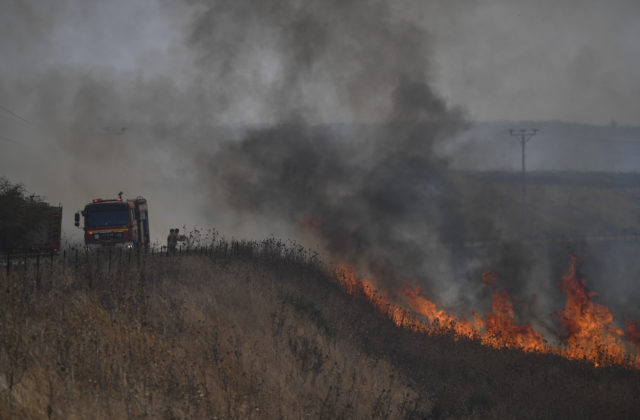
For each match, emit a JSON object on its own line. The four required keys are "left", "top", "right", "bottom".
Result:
{"left": 2, "top": 0, "right": 640, "bottom": 332}
{"left": 186, "top": 0, "right": 470, "bottom": 297}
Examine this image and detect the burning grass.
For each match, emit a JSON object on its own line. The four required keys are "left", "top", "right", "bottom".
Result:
{"left": 1, "top": 238, "right": 640, "bottom": 419}
{"left": 336, "top": 256, "right": 640, "bottom": 369}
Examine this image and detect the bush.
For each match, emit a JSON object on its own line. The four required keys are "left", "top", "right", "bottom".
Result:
{"left": 0, "top": 177, "right": 50, "bottom": 252}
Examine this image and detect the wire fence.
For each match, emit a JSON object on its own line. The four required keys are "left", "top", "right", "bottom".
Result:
{"left": 0, "top": 238, "right": 324, "bottom": 292}
{"left": 0, "top": 246, "right": 185, "bottom": 272}
{"left": 0, "top": 246, "right": 207, "bottom": 292}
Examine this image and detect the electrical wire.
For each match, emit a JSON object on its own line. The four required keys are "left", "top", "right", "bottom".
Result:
{"left": 0, "top": 134, "right": 20, "bottom": 144}
{"left": 0, "top": 104, "right": 31, "bottom": 125}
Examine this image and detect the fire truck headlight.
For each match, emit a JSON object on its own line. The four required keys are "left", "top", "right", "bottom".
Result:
{"left": 94, "top": 233, "right": 100, "bottom": 240}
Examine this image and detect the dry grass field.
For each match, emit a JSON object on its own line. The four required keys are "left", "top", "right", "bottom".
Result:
{"left": 1, "top": 239, "right": 640, "bottom": 419}
{"left": 451, "top": 171, "right": 640, "bottom": 240}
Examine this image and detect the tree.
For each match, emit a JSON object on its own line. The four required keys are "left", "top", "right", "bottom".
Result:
{"left": 0, "top": 177, "right": 50, "bottom": 252}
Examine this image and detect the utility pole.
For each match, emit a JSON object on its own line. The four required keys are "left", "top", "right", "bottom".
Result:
{"left": 509, "top": 128, "right": 538, "bottom": 233}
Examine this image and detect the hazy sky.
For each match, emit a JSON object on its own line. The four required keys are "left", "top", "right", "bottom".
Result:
{"left": 2, "top": 0, "right": 639, "bottom": 125}
{"left": 420, "top": 0, "right": 640, "bottom": 125}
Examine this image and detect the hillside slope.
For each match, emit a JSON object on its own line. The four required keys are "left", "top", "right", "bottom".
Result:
{"left": 1, "top": 242, "right": 640, "bottom": 419}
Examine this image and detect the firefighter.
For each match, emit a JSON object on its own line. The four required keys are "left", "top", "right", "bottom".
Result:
{"left": 174, "top": 228, "right": 187, "bottom": 245}
{"left": 167, "top": 228, "right": 177, "bottom": 254}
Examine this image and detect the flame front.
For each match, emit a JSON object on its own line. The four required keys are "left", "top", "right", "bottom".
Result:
{"left": 558, "top": 256, "right": 628, "bottom": 365}
{"left": 403, "top": 285, "right": 482, "bottom": 339}
{"left": 335, "top": 257, "right": 640, "bottom": 368}
{"left": 484, "top": 290, "right": 547, "bottom": 352}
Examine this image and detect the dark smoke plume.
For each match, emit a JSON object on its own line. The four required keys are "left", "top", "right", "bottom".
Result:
{"left": 189, "top": 0, "right": 470, "bottom": 292}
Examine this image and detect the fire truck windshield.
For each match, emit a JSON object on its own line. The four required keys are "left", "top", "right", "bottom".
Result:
{"left": 85, "top": 204, "right": 130, "bottom": 227}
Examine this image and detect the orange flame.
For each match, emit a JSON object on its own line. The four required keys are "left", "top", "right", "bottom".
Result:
{"left": 403, "top": 285, "right": 483, "bottom": 339}
{"left": 558, "top": 256, "right": 628, "bottom": 365}
{"left": 334, "top": 257, "right": 640, "bottom": 368}
{"left": 484, "top": 290, "right": 547, "bottom": 352}
{"left": 336, "top": 266, "right": 416, "bottom": 329}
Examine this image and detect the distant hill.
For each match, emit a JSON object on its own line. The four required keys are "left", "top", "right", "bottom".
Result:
{"left": 444, "top": 121, "right": 640, "bottom": 172}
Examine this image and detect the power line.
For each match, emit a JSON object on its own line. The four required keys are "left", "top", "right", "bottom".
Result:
{"left": 509, "top": 128, "right": 538, "bottom": 233}
{"left": 0, "top": 104, "right": 31, "bottom": 125}
{"left": 0, "top": 134, "right": 20, "bottom": 144}
{"left": 509, "top": 129, "right": 538, "bottom": 176}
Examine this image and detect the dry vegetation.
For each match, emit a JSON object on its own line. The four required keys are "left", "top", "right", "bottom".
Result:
{"left": 1, "top": 239, "right": 640, "bottom": 419}
{"left": 451, "top": 171, "right": 640, "bottom": 239}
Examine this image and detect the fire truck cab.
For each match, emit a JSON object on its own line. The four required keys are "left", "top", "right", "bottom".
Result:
{"left": 75, "top": 193, "right": 150, "bottom": 250}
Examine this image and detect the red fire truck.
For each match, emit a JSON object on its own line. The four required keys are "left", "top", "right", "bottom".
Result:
{"left": 75, "top": 193, "right": 150, "bottom": 250}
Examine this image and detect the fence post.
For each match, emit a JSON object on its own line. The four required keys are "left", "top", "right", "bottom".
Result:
{"left": 108, "top": 247, "right": 112, "bottom": 274}
{"left": 49, "top": 249, "right": 54, "bottom": 290}
{"left": 35, "top": 254, "right": 41, "bottom": 290}
{"left": 86, "top": 247, "right": 91, "bottom": 289}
